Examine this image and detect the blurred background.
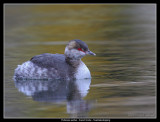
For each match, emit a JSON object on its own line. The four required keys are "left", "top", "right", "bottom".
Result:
{"left": 4, "top": 4, "right": 156, "bottom": 118}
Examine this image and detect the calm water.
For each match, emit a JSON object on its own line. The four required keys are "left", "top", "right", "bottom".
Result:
{"left": 4, "top": 4, "right": 156, "bottom": 118}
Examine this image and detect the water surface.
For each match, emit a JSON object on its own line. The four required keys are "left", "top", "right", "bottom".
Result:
{"left": 4, "top": 4, "right": 156, "bottom": 118}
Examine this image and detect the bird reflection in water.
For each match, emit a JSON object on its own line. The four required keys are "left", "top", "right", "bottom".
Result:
{"left": 14, "top": 78, "right": 93, "bottom": 117}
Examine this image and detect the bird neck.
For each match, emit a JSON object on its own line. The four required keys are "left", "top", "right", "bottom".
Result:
{"left": 65, "top": 56, "right": 81, "bottom": 68}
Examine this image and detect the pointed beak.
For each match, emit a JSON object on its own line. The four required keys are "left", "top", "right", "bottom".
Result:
{"left": 86, "top": 50, "right": 96, "bottom": 56}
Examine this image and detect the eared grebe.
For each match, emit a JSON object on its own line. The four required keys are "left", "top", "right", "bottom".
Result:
{"left": 14, "top": 39, "right": 96, "bottom": 80}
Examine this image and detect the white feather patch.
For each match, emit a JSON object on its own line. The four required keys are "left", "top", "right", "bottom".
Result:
{"left": 75, "top": 61, "right": 91, "bottom": 79}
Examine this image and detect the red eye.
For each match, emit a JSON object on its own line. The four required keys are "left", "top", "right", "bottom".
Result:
{"left": 77, "top": 48, "right": 85, "bottom": 53}
{"left": 77, "top": 48, "right": 82, "bottom": 51}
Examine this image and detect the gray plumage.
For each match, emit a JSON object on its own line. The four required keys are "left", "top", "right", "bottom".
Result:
{"left": 14, "top": 39, "right": 95, "bottom": 80}
{"left": 73, "top": 39, "right": 88, "bottom": 51}
{"left": 30, "top": 53, "right": 75, "bottom": 79}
